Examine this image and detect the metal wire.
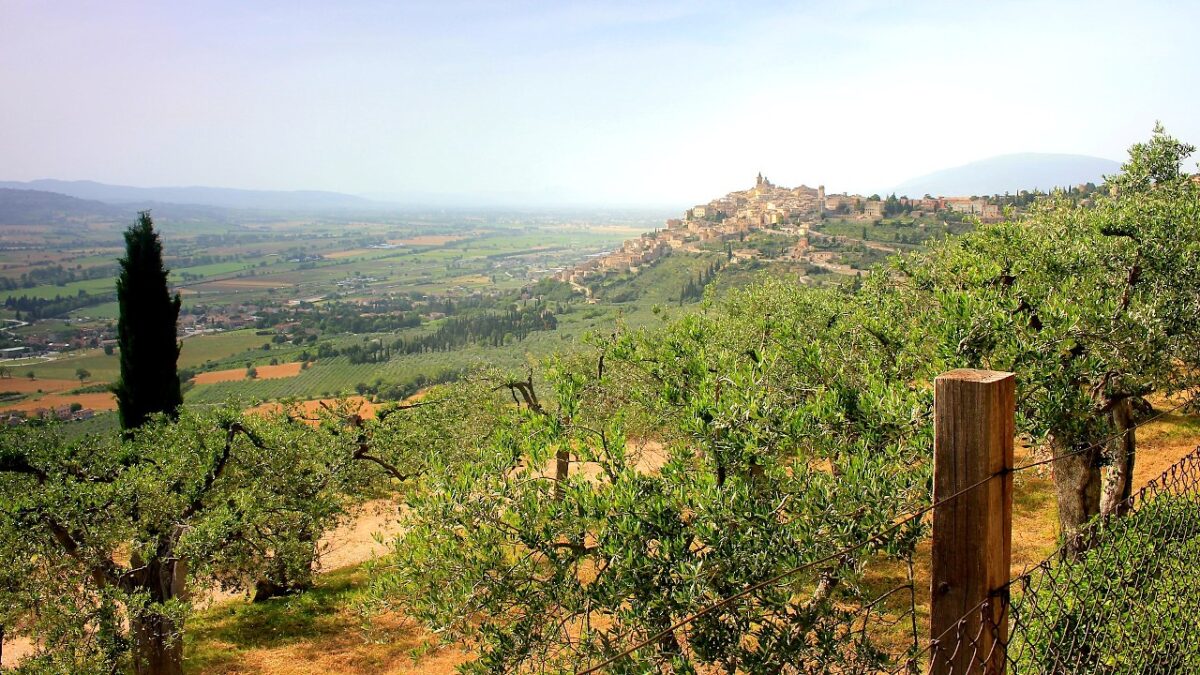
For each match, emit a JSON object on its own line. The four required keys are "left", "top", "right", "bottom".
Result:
{"left": 898, "top": 444, "right": 1200, "bottom": 674}
{"left": 575, "top": 397, "right": 1198, "bottom": 674}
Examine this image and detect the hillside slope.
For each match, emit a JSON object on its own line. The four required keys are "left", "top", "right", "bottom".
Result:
{"left": 0, "top": 188, "right": 125, "bottom": 225}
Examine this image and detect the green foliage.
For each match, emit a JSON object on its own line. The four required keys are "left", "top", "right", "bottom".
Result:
{"left": 365, "top": 126, "right": 1200, "bottom": 672}
{"left": 370, "top": 280, "right": 934, "bottom": 672}
{"left": 4, "top": 128, "right": 1198, "bottom": 674}
{"left": 898, "top": 126, "right": 1200, "bottom": 440}
{"left": 529, "top": 278, "right": 581, "bottom": 304}
{"left": 816, "top": 216, "right": 970, "bottom": 247}
{"left": 0, "top": 404, "right": 390, "bottom": 671}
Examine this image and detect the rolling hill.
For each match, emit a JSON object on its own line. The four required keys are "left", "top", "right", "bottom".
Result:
{"left": 0, "top": 188, "right": 125, "bottom": 225}
{"left": 891, "top": 153, "right": 1122, "bottom": 197}
{"left": 0, "top": 179, "right": 377, "bottom": 211}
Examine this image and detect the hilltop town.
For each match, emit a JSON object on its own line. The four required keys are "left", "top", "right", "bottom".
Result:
{"left": 553, "top": 174, "right": 1092, "bottom": 285}
{"left": 555, "top": 174, "right": 819, "bottom": 285}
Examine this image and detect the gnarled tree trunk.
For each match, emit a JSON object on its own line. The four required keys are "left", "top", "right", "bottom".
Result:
{"left": 554, "top": 448, "right": 569, "bottom": 501}
{"left": 1050, "top": 435, "right": 1102, "bottom": 558}
{"left": 130, "top": 553, "right": 187, "bottom": 675}
{"left": 1100, "top": 398, "right": 1136, "bottom": 518}
{"left": 131, "top": 610, "right": 183, "bottom": 675}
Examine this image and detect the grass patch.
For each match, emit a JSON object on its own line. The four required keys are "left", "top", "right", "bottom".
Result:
{"left": 1141, "top": 411, "right": 1200, "bottom": 441}
{"left": 189, "top": 567, "right": 361, "bottom": 659}
{"left": 186, "top": 565, "right": 462, "bottom": 674}
{"left": 10, "top": 350, "right": 120, "bottom": 382}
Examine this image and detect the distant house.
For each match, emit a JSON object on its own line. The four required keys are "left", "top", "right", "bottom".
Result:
{"left": 943, "top": 198, "right": 987, "bottom": 215}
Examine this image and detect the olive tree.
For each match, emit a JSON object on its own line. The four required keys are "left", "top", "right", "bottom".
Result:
{"left": 0, "top": 408, "right": 363, "bottom": 674}
{"left": 371, "top": 281, "right": 933, "bottom": 673}
{"left": 893, "top": 126, "right": 1200, "bottom": 551}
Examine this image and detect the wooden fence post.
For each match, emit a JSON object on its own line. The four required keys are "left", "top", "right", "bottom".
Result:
{"left": 930, "top": 369, "right": 1015, "bottom": 674}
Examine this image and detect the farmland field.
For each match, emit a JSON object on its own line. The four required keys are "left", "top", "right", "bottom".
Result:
{"left": 0, "top": 391, "right": 117, "bottom": 413}
{"left": 0, "top": 376, "right": 82, "bottom": 394}
{"left": 4, "top": 350, "right": 121, "bottom": 382}
{"left": 193, "top": 362, "right": 302, "bottom": 384}
{"left": 180, "top": 330, "right": 278, "bottom": 366}
{"left": 2, "top": 329, "right": 289, "bottom": 385}
{"left": 0, "top": 210, "right": 834, "bottom": 431}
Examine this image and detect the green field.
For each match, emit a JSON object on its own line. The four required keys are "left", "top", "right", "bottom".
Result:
{"left": 1, "top": 276, "right": 115, "bottom": 301}
{"left": 179, "top": 329, "right": 285, "bottom": 368}
{"left": 4, "top": 350, "right": 121, "bottom": 381}
{"left": 4, "top": 329, "right": 293, "bottom": 383}
{"left": 74, "top": 301, "right": 120, "bottom": 319}
{"left": 3, "top": 214, "right": 719, "bottom": 407}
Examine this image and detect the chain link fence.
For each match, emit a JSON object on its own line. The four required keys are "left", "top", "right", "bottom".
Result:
{"left": 908, "top": 444, "right": 1200, "bottom": 674}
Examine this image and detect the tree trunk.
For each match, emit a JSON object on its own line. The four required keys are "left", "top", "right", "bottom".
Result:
{"left": 653, "top": 614, "right": 684, "bottom": 663}
{"left": 554, "top": 448, "right": 569, "bottom": 501}
{"left": 131, "top": 611, "right": 183, "bottom": 675}
{"left": 130, "top": 553, "right": 187, "bottom": 675}
{"left": 1050, "top": 435, "right": 1102, "bottom": 558}
{"left": 253, "top": 534, "right": 317, "bottom": 603}
{"left": 1100, "top": 398, "right": 1136, "bottom": 518}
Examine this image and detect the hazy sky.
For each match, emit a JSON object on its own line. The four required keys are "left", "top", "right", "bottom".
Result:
{"left": 3, "top": 0, "right": 1198, "bottom": 206}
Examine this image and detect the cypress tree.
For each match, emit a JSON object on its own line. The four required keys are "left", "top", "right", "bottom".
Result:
{"left": 114, "top": 211, "right": 182, "bottom": 429}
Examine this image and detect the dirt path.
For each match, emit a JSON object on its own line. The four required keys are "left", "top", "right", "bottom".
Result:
{"left": 316, "top": 499, "right": 405, "bottom": 572}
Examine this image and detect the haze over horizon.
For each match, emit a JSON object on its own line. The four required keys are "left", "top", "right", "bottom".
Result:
{"left": 3, "top": 0, "right": 1198, "bottom": 207}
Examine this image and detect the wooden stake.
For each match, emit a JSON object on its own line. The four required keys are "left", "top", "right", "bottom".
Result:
{"left": 930, "top": 369, "right": 1015, "bottom": 675}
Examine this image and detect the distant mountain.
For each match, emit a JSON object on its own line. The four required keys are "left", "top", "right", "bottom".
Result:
{"left": 0, "top": 188, "right": 126, "bottom": 225}
{"left": 0, "top": 179, "right": 376, "bottom": 211}
{"left": 890, "top": 153, "right": 1122, "bottom": 198}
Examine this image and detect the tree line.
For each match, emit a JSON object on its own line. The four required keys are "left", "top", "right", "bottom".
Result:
{"left": 678, "top": 258, "right": 725, "bottom": 303}
{"left": 3, "top": 290, "right": 114, "bottom": 320}
{"left": 391, "top": 305, "right": 558, "bottom": 353}
{"left": 0, "top": 263, "right": 119, "bottom": 291}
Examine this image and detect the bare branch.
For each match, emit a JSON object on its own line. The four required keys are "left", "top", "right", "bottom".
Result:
{"left": 43, "top": 516, "right": 131, "bottom": 592}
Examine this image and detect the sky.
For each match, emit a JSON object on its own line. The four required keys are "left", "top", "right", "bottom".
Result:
{"left": 2, "top": 0, "right": 1198, "bottom": 207}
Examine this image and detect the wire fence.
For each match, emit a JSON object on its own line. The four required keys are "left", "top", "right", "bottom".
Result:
{"left": 576, "top": 396, "right": 1200, "bottom": 674}
{"left": 905, "top": 443, "right": 1200, "bottom": 674}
